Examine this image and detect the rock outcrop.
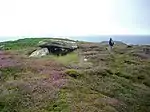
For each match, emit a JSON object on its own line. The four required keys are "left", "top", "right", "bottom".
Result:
{"left": 29, "top": 48, "right": 49, "bottom": 57}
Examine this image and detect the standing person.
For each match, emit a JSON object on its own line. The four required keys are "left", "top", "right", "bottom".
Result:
{"left": 108, "top": 38, "right": 114, "bottom": 51}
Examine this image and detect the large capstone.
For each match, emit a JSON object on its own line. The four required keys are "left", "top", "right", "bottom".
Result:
{"left": 38, "top": 39, "right": 78, "bottom": 56}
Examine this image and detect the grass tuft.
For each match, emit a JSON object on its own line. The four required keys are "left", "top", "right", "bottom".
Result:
{"left": 65, "top": 69, "right": 81, "bottom": 79}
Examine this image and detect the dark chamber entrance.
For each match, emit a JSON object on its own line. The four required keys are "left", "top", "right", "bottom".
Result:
{"left": 39, "top": 45, "right": 76, "bottom": 56}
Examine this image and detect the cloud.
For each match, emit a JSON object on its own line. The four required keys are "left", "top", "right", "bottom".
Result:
{"left": 0, "top": 0, "right": 149, "bottom": 37}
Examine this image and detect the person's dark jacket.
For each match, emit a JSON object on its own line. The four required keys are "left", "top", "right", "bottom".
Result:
{"left": 109, "top": 38, "right": 114, "bottom": 46}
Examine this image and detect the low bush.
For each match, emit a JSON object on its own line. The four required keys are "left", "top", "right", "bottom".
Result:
{"left": 85, "top": 67, "right": 113, "bottom": 77}
{"left": 65, "top": 69, "right": 81, "bottom": 79}
{"left": 0, "top": 67, "right": 24, "bottom": 81}
{"left": 115, "top": 71, "right": 132, "bottom": 79}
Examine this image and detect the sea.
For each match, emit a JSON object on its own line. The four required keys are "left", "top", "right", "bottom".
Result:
{"left": 73, "top": 35, "right": 150, "bottom": 45}
{"left": 0, "top": 35, "right": 150, "bottom": 45}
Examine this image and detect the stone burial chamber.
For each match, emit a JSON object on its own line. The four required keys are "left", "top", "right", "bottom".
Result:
{"left": 29, "top": 39, "right": 78, "bottom": 57}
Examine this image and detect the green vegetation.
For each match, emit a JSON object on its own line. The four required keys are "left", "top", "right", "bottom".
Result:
{"left": 65, "top": 69, "right": 81, "bottom": 78}
{"left": 0, "top": 38, "right": 77, "bottom": 50}
{"left": 0, "top": 38, "right": 43, "bottom": 50}
{"left": 48, "top": 52, "right": 79, "bottom": 65}
{"left": 45, "top": 89, "right": 70, "bottom": 112}
{"left": 0, "top": 88, "right": 22, "bottom": 112}
{"left": 0, "top": 38, "right": 150, "bottom": 112}
{"left": 0, "top": 67, "right": 24, "bottom": 81}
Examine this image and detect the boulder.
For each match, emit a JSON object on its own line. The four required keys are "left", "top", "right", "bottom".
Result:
{"left": 29, "top": 48, "right": 49, "bottom": 57}
{"left": 84, "top": 58, "right": 88, "bottom": 62}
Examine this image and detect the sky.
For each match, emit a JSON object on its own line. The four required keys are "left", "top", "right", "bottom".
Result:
{"left": 0, "top": 0, "right": 150, "bottom": 41}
